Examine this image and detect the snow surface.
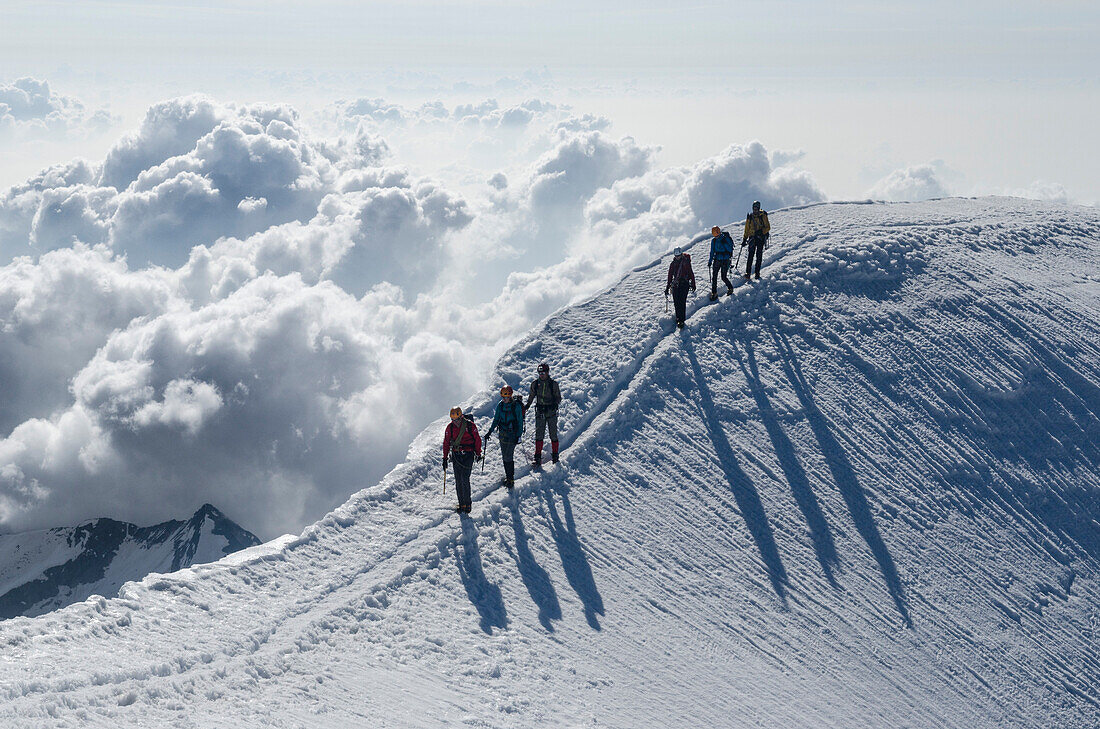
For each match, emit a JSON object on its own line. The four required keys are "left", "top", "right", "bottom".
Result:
{"left": 1, "top": 197, "right": 1098, "bottom": 727}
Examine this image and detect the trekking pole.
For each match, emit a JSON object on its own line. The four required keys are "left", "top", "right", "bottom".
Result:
{"left": 734, "top": 244, "right": 744, "bottom": 273}
{"left": 443, "top": 465, "right": 447, "bottom": 496}
{"left": 664, "top": 290, "right": 669, "bottom": 314}
{"left": 481, "top": 439, "right": 490, "bottom": 474}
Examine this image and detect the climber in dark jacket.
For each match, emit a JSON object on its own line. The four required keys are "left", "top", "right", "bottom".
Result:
{"left": 665, "top": 247, "right": 696, "bottom": 329}
{"left": 485, "top": 386, "right": 525, "bottom": 487}
{"left": 525, "top": 362, "right": 562, "bottom": 469}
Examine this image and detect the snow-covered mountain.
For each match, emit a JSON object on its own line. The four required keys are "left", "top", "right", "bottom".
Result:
{"left": 1, "top": 197, "right": 1098, "bottom": 727}
{"left": 0, "top": 504, "right": 259, "bottom": 620}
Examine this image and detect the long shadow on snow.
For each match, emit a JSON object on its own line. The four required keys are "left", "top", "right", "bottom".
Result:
{"left": 683, "top": 332, "right": 789, "bottom": 602}
{"left": 963, "top": 299, "right": 1100, "bottom": 561}
{"left": 768, "top": 324, "right": 912, "bottom": 627}
{"left": 456, "top": 518, "right": 508, "bottom": 634}
{"left": 734, "top": 339, "right": 840, "bottom": 587}
{"left": 536, "top": 480, "right": 605, "bottom": 630}
{"left": 796, "top": 295, "right": 1100, "bottom": 566}
{"left": 498, "top": 494, "right": 563, "bottom": 631}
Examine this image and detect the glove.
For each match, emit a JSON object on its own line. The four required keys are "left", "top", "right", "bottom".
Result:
{"left": 690, "top": 286, "right": 696, "bottom": 293}
{"left": 476, "top": 453, "right": 484, "bottom": 463}
{"left": 741, "top": 239, "right": 747, "bottom": 247}
{"left": 442, "top": 456, "right": 448, "bottom": 469}
{"left": 664, "top": 286, "right": 670, "bottom": 296}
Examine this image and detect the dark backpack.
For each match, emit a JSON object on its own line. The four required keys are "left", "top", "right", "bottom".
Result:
{"left": 533, "top": 378, "right": 560, "bottom": 412}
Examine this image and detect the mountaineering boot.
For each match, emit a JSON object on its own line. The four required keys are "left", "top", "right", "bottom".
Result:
{"left": 551, "top": 441, "right": 560, "bottom": 464}
{"left": 709, "top": 291, "right": 718, "bottom": 302}
{"left": 726, "top": 286, "right": 733, "bottom": 297}
{"left": 551, "top": 453, "right": 559, "bottom": 465}
{"left": 532, "top": 453, "right": 542, "bottom": 471}
{"left": 677, "top": 321, "right": 684, "bottom": 330}
{"left": 754, "top": 273, "right": 761, "bottom": 280}
{"left": 744, "top": 273, "right": 751, "bottom": 281}
{"left": 504, "top": 460, "right": 515, "bottom": 487}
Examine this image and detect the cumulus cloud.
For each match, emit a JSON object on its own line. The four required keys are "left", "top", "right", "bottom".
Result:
{"left": 528, "top": 131, "right": 654, "bottom": 209}
{"left": 0, "top": 272, "right": 489, "bottom": 537}
{"left": 0, "top": 77, "right": 118, "bottom": 142}
{"left": 0, "top": 159, "right": 99, "bottom": 257}
{"left": 867, "top": 163, "right": 951, "bottom": 202}
{"left": 0, "top": 96, "right": 472, "bottom": 276}
{"left": 0, "top": 246, "right": 173, "bottom": 434}
{"left": 0, "top": 93, "right": 826, "bottom": 538}
{"left": 99, "top": 96, "right": 227, "bottom": 191}
{"left": 684, "top": 142, "right": 822, "bottom": 224}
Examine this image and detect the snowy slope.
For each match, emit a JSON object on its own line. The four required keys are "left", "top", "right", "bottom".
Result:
{"left": 1, "top": 197, "right": 1099, "bottom": 727}
{"left": 0, "top": 504, "right": 260, "bottom": 620}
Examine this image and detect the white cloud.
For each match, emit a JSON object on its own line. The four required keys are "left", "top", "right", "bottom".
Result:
{"left": 866, "top": 163, "right": 951, "bottom": 202}
{"left": 131, "top": 378, "right": 223, "bottom": 435}
{"left": 0, "top": 270, "right": 503, "bottom": 537}
{"left": 98, "top": 96, "right": 227, "bottom": 191}
{"left": 0, "top": 159, "right": 98, "bottom": 259}
{"left": 0, "top": 246, "right": 173, "bottom": 435}
{"left": 684, "top": 142, "right": 822, "bottom": 224}
{"left": 529, "top": 130, "right": 654, "bottom": 209}
{"left": 553, "top": 114, "right": 611, "bottom": 134}
{"left": 0, "top": 77, "right": 118, "bottom": 143}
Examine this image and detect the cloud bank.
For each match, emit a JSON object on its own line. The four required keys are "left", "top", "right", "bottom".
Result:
{"left": 0, "top": 92, "right": 823, "bottom": 537}
{"left": 0, "top": 77, "right": 117, "bottom": 143}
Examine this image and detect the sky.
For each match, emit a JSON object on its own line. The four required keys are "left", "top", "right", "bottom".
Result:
{"left": 2, "top": 0, "right": 1098, "bottom": 199}
{"left": 0, "top": 0, "right": 1096, "bottom": 538}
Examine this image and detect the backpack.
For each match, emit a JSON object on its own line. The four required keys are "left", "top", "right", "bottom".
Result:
{"left": 747, "top": 211, "right": 768, "bottom": 237}
{"left": 533, "top": 378, "right": 559, "bottom": 412}
{"left": 498, "top": 400, "right": 523, "bottom": 439}
{"left": 713, "top": 232, "right": 734, "bottom": 259}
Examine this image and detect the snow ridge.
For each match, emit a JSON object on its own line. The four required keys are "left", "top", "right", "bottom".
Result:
{"left": 1, "top": 198, "right": 1099, "bottom": 727}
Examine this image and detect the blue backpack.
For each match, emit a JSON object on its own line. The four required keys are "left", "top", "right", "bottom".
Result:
{"left": 495, "top": 400, "right": 524, "bottom": 441}
{"left": 711, "top": 231, "right": 735, "bottom": 262}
